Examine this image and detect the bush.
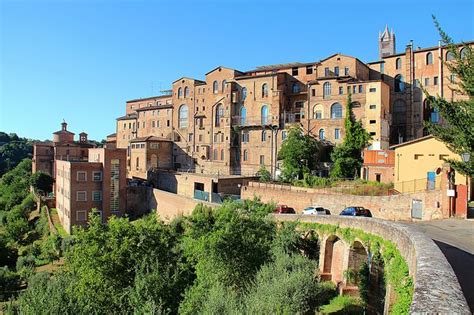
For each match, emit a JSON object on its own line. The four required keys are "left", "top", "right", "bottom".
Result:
{"left": 244, "top": 251, "right": 336, "bottom": 313}
{"left": 257, "top": 166, "right": 272, "bottom": 182}
{"left": 0, "top": 266, "right": 20, "bottom": 292}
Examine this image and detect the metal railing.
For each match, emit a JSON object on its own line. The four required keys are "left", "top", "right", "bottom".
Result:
{"left": 231, "top": 116, "right": 272, "bottom": 127}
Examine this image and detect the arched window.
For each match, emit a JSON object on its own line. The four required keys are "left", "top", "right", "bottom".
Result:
{"left": 178, "top": 105, "right": 188, "bottom": 128}
{"left": 394, "top": 74, "right": 405, "bottom": 92}
{"left": 446, "top": 51, "right": 455, "bottom": 61}
{"left": 261, "top": 130, "right": 267, "bottom": 142}
{"left": 240, "top": 106, "right": 247, "bottom": 125}
{"left": 220, "top": 149, "right": 224, "bottom": 160}
{"left": 323, "top": 82, "right": 331, "bottom": 99}
{"left": 313, "top": 104, "right": 323, "bottom": 119}
{"left": 460, "top": 47, "right": 468, "bottom": 59}
{"left": 261, "top": 105, "right": 269, "bottom": 125}
{"left": 262, "top": 83, "right": 268, "bottom": 97}
{"left": 215, "top": 104, "right": 224, "bottom": 127}
{"left": 213, "top": 80, "right": 219, "bottom": 94}
{"left": 177, "top": 87, "right": 182, "bottom": 98}
{"left": 222, "top": 80, "right": 227, "bottom": 93}
{"left": 395, "top": 58, "right": 402, "bottom": 70}
{"left": 292, "top": 83, "right": 300, "bottom": 93}
{"left": 330, "top": 103, "right": 342, "bottom": 119}
{"left": 319, "top": 129, "right": 325, "bottom": 140}
{"left": 184, "top": 86, "right": 189, "bottom": 97}
{"left": 241, "top": 87, "right": 247, "bottom": 101}
{"left": 426, "top": 52, "right": 433, "bottom": 65}
{"left": 243, "top": 150, "right": 248, "bottom": 161}
{"left": 392, "top": 100, "right": 406, "bottom": 125}
{"left": 213, "top": 149, "right": 218, "bottom": 160}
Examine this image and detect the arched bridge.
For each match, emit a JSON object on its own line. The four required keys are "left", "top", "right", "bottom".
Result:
{"left": 274, "top": 214, "right": 469, "bottom": 314}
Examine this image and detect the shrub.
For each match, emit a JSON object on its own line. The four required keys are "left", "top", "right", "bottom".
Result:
{"left": 256, "top": 166, "right": 272, "bottom": 182}
{"left": 0, "top": 266, "right": 20, "bottom": 292}
{"left": 319, "top": 295, "right": 364, "bottom": 314}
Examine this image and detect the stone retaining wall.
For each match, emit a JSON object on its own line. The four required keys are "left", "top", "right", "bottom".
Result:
{"left": 275, "top": 214, "right": 469, "bottom": 314}
{"left": 243, "top": 182, "right": 447, "bottom": 220}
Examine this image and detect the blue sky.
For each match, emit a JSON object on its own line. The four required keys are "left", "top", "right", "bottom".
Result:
{"left": 1, "top": 0, "right": 473, "bottom": 140}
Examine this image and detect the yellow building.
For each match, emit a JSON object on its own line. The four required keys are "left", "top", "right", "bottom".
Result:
{"left": 391, "top": 135, "right": 467, "bottom": 193}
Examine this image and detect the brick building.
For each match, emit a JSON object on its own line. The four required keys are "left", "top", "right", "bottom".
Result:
{"left": 55, "top": 147, "right": 127, "bottom": 233}
{"left": 32, "top": 121, "right": 96, "bottom": 179}
{"left": 113, "top": 27, "right": 472, "bottom": 180}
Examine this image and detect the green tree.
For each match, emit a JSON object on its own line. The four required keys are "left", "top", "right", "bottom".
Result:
{"left": 424, "top": 17, "right": 474, "bottom": 177}
{"left": 278, "top": 126, "right": 322, "bottom": 181}
{"left": 330, "top": 94, "right": 371, "bottom": 178}
{"left": 29, "top": 172, "right": 54, "bottom": 194}
{"left": 256, "top": 166, "right": 272, "bottom": 182}
{"left": 0, "top": 159, "right": 32, "bottom": 212}
{"left": 0, "top": 132, "right": 33, "bottom": 176}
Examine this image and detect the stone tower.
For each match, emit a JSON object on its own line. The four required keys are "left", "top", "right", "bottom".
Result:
{"left": 379, "top": 25, "right": 396, "bottom": 59}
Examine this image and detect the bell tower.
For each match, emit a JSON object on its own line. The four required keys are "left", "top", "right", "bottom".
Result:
{"left": 379, "top": 25, "right": 396, "bottom": 59}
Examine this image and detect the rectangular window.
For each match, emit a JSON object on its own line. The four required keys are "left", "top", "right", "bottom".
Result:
{"left": 77, "top": 171, "right": 87, "bottom": 182}
{"left": 353, "top": 86, "right": 357, "bottom": 94}
{"left": 358, "top": 85, "right": 363, "bottom": 93}
{"left": 157, "top": 120, "right": 160, "bottom": 128}
{"left": 292, "top": 67, "right": 298, "bottom": 76}
{"left": 334, "top": 66, "right": 339, "bottom": 76}
{"left": 259, "top": 155, "right": 265, "bottom": 166}
{"left": 295, "top": 101, "right": 304, "bottom": 108}
{"left": 369, "top": 87, "right": 376, "bottom": 92}
{"left": 369, "top": 105, "right": 376, "bottom": 109}
{"left": 450, "top": 74, "right": 456, "bottom": 83}
{"left": 380, "top": 63, "right": 384, "bottom": 74}
{"left": 76, "top": 210, "right": 87, "bottom": 222}
{"left": 434, "top": 76, "right": 439, "bottom": 85}
{"left": 339, "top": 87, "right": 343, "bottom": 95}
{"left": 369, "top": 132, "right": 376, "bottom": 136}
{"left": 242, "top": 133, "right": 249, "bottom": 143}
{"left": 424, "top": 78, "right": 430, "bottom": 86}
{"left": 370, "top": 120, "right": 376, "bottom": 124}
{"left": 167, "top": 120, "right": 170, "bottom": 127}
{"left": 334, "top": 128, "right": 340, "bottom": 139}
{"left": 306, "top": 65, "right": 313, "bottom": 75}
{"left": 110, "top": 159, "right": 120, "bottom": 212}
{"left": 76, "top": 191, "right": 87, "bottom": 201}
{"left": 152, "top": 121, "right": 155, "bottom": 128}
{"left": 123, "top": 123, "right": 126, "bottom": 129}
{"left": 324, "top": 67, "right": 330, "bottom": 77}
{"left": 92, "top": 171, "right": 102, "bottom": 181}
{"left": 199, "top": 134, "right": 203, "bottom": 142}
{"left": 188, "top": 133, "right": 193, "bottom": 141}
{"left": 414, "top": 154, "right": 424, "bottom": 160}
{"left": 347, "top": 86, "right": 351, "bottom": 94}
{"left": 415, "top": 79, "right": 420, "bottom": 87}
{"left": 311, "top": 89, "right": 316, "bottom": 97}
{"left": 92, "top": 191, "right": 102, "bottom": 201}
{"left": 344, "top": 67, "right": 349, "bottom": 76}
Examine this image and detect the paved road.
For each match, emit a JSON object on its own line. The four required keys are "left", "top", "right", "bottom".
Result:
{"left": 406, "top": 219, "right": 474, "bottom": 311}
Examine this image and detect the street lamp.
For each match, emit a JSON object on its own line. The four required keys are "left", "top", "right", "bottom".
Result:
{"left": 460, "top": 152, "right": 471, "bottom": 163}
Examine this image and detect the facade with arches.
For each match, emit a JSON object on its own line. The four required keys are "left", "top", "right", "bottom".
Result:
{"left": 114, "top": 33, "right": 472, "bottom": 180}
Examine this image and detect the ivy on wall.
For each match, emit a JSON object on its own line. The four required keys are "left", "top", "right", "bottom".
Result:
{"left": 298, "top": 222, "right": 414, "bottom": 314}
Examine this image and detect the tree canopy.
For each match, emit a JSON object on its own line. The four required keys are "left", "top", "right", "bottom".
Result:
{"left": 0, "top": 132, "right": 34, "bottom": 177}
{"left": 330, "top": 94, "right": 371, "bottom": 178}
{"left": 424, "top": 17, "right": 474, "bottom": 177}
{"left": 278, "top": 125, "right": 322, "bottom": 181}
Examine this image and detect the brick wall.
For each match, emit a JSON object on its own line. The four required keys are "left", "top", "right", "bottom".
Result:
{"left": 242, "top": 182, "right": 446, "bottom": 220}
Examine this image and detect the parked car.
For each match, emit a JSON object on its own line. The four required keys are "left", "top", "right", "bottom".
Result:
{"left": 339, "top": 206, "right": 372, "bottom": 217}
{"left": 302, "top": 206, "right": 330, "bottom": 215}
{"left": 274, "top": 205, "right": 296, "bottom": 214}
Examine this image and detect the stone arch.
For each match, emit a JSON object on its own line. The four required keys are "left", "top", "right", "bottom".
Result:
{"left": 322, "top": 235, "right": 346, "bottom": 284}
{"left": 346, "top": 240, "right": 368, "bottom": 286}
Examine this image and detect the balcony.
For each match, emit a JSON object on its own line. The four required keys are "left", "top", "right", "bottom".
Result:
{"left": 281, "top": 112, "right": 303, "bottom": 125}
